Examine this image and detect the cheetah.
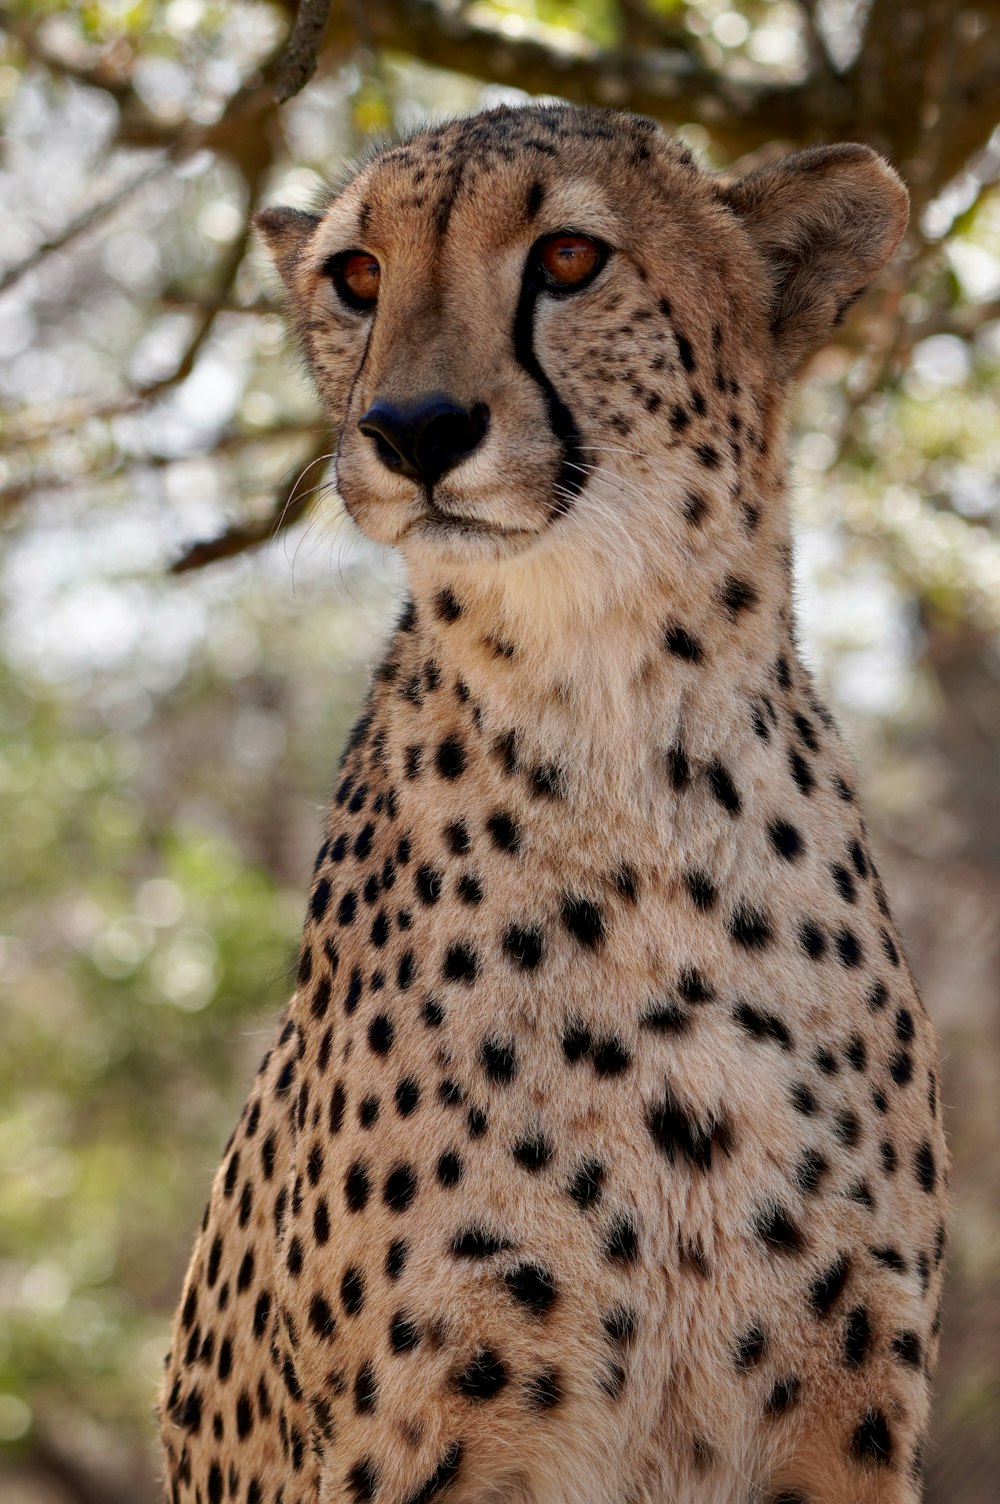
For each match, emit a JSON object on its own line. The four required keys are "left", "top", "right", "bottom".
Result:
{"left": 160, "top": 105, "right": 949, "bottom": 1504}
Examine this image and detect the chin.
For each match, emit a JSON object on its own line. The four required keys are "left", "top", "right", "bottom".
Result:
{"left": 341, "top": 485, "right": 547, "bottom": 564}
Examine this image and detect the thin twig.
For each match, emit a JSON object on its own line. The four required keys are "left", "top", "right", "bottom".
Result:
{"left": 0, "top": 154, "right": 176, "bottom": 298}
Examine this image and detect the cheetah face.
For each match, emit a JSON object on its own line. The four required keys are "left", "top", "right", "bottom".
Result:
{"left": 259, "top": 107, "right": 907, "bottom": 582}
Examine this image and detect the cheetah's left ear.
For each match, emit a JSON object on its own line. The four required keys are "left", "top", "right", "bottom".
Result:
{"left": 255, "top": 206, "right": 322, "bottom": 289}
{"left": 717, "top": 144, "right": 908, "bottom": 373}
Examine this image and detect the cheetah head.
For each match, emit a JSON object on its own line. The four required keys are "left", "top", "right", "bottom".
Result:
{"left": 259, "top": 106, "right": 906, "bottom": 609}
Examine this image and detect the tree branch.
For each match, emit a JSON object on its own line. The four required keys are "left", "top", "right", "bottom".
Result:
{"left": 0, "top": 153, "right": 175, "bottom": 298}
{"left": 319, "top": 0, "right": 819, "bottom": 157}
{"left": 275, "top": 0, "right": 335, "bottom": 101}
{"left": 170, "top": 431, "right": 335, "bottom": 572}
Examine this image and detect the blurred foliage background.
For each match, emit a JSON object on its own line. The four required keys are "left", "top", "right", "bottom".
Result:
{"left": 1, "top": 0, "right": 998, "bottom": 1500}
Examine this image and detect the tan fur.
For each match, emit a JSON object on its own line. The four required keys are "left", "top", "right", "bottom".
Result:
{"left": 160, "top": 106, "right": 945, "bottom": 1504}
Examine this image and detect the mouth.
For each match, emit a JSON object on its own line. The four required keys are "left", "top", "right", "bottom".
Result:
{"left": 408, "top": 495, "right": 536, "bottom": 543}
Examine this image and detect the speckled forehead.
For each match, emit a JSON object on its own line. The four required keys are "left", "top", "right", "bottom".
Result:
{"left": 333, "top": 137, "right": 632, "bottom": 260}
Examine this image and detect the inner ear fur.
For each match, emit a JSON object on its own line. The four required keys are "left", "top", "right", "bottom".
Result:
{"left": 255, "top": 206, "right": 321, "bottom": 287}
{"left": 718, "top": 144, "right": 909, "bottom": 373}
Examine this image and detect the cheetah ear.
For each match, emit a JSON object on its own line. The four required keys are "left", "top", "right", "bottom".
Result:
{"left": 718, "top": 144, "right": 909, "bottom": 373}
{"left": 255, "top": 206, "right": 322, "bottom": 288}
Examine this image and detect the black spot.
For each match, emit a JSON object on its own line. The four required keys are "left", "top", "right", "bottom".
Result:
{"left": 685, "top": 869, "right": 716, "bottom": 910}
{"left": 733, "top": 1000, "right": 791, "bottom": 1050}
{"left": 390, "top": 1311, "right": 421, "bottom": 1354}
{"left": 789, "top": 750, "right": 814, "bottom": 795}
{"left": 504, "top": 1262, "right": 556, "bottom": 1316}
{"left": 560, "top": 895, "right": 605, "bottom": 947}
{"left": 707, "top": 761, "right": 742, "bottom": 815}
{"left": 892, "top": 1330, "right": 922, "bottom": 1368}
{"left": 666, "top": 745, "right": 690, "bottom": 789}
{"left": 869, "top": 1244, "right": 907, "bottom": 1274}
{"left": 641, "top": 1001, "right": 689, "bottom": 1033}
{"left": 368, "top": 1014, "right": 394, "bottom": 1055}
{"left": 435, "top": 737, "right": 466, "bottom": 780}
{"left": 453, "top": 1348, "right": 508, "bottom": 1401}
{"left": 721, "top": 576, "right": 758, "bottom": 618}
{"left": 443, "top": 943, "right": 477, "bottom": 984}
{"left": 684, "top": 490, "right": 709, "bottom": 525}
{"left": 434, "top": 588, "right": 462, "bottom": 623}
{"left": 728, "top": 904, "right": 772, "bottom": 950}
{"left": 513, "top": 1135, "right": 552, "bottom": 1172}
{"left": 678, "top": 967, "right": 714, "bottom": 1002}
{"left": 768, "top": 820, "right": 803, "bottom": 860}
{"left": 561, "top": 1020, "right": 592, "bottom": 1063}
{"left": 344, "top": 968, "right": 363, "bottom": 1015}
{"left": 795, "top": 1149, "right": 828, "bottom": 1195}
{"left": 341, "top": 1267, "right": 365, "bottom": 1316}
{"left": 602, "top": 1307, "right": 637, "bottom": 1344}
{"left": 404, "top": 1443, "right": 462, "bottom": 1504}
{"left": 525, "top": 1368, "right": 562, "bottom": 1410}
{"left": 835, "top": 928, "right": 863, "bottom": 967}
{"left": 176, "top": 1386, "right": 202, "bottom": 1433}
{"left": 530, "top": 762, "right": 563, "bottom": 799}
{"left": 347, "top": 1458, "right": 378, "bottom": 1503}
{"left": 850, "top": 1409, "right": 894, "bottom": 1468}
{"left": 437, "top": 1151, "right": 463, "bottom": 1187}
{"left": 308, "top": 1294, "right": 335, "bottom": 1340}
{"left": 568, "top": 1159, "right": 604, "bottom": 1210}
{"left": 866, "top": 979, "right": 888, "bottom": 1012}
{"left": 834, "top": 1109, "right": 860, "bottom": 1147}
{"left": 451, "top": 1226, "right": 514, "bottom": 1258}
{"left": 914, "top": 1141, "right": 937, "bottom": 1193}
{"left": 354, "top": 1361, "right": 377, "bottom": 1414}
{"left": 664, "top": 624, "right": 703, "bottom": 663}
{"left": 444, "top": 819, "right": 470, "bottom": 855}
{"left": 438, "top": 1078, "right": 463, "bottom": 1108}
{"left": 310, "top": 878, "right": 332, "bottom": 922}
{"left": 889, "top": 1050, "right": 913, "bottom": 1086}
{"left": 845, "top": 1034, "right": 867, "bottom": 1071}
{"left": 422, "top": 996, "right": 443, "bottom": 1028}
{"left": 753, "top": 1204, "right": 803, "bottom": 1256}
{"left": 765, "top": 1376, "right": 800, "bottom": 1416}
{"left": 486, "top": 812, "right": 520, "bottom": 853}
{"left": 526, "top": 181, "right": 545, "bottom": 218}
{"left": 416, "top": 866, "right": 442, "bottom": 905}
{"left": 386, "top": 1240, "right": 408, "bottom": 1280}
{"left": 338, "top": 891, "right": 357, "bottom": 926}
{"left": 599, "top": 1360, "right": 627, "bottom": 1400}
{"left": 882, "top": 929, "right": 901, "bottom": 966}
{"left": 798, "top": 920, "right": 826, "bottom": 959}
{"left": 383, "top": 1164, "right": 417, "bottom": 1212}
{"left": 481, "top": 1037, "right": 517, "bottom": 1084}
{"left": 504, "top": 925, "right": 544, "bottom": 969}
{"left": 603, "top": 1214, "right": 639, "bottom": 1263}
{"left": 809, "top": 1255, "right": 850, "bottom": 1315}
{"left": 734, "top": 1324, "right": 768, "bottom": 1371}
{"left": 345, "top": 1161, "right": 371, "bottom": 1212}
{"left": 591, "top": 1037, "right": 631, "bottom": 1076}
{"left": 646, "top": 1084, "right": 731, "bottom": 1172}
{"left": 675, "top": 332, "right": 696, "bottom": 371}
{"left": 843, "top": 1306, "right": 871, "bottom": 1367}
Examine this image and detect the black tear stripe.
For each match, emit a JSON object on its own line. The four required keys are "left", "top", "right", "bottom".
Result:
{"left": 512, "top": 266, "right": 586, "bottom": 521}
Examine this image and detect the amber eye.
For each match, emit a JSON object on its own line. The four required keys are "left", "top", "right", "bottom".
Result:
{"left": 537, "top": 233, "right": 606, "bottom": 291}
{"left": 326, "top": 249, "right": 381, "bottom": 311}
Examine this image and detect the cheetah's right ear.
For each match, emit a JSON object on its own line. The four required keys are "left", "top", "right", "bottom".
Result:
{"left": 717, "top": 144, "right": 909, "bottom": 374}
{"left": 255, "top": 206, "right": 322, "bottom": 288}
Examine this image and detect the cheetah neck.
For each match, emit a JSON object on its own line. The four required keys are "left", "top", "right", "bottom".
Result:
{"left": 391, "top": 545, "right": 795, "bottom": 812}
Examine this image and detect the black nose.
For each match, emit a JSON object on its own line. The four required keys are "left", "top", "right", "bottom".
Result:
{"left": 358, "top": 396, "right": 489, "bottom": 487}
